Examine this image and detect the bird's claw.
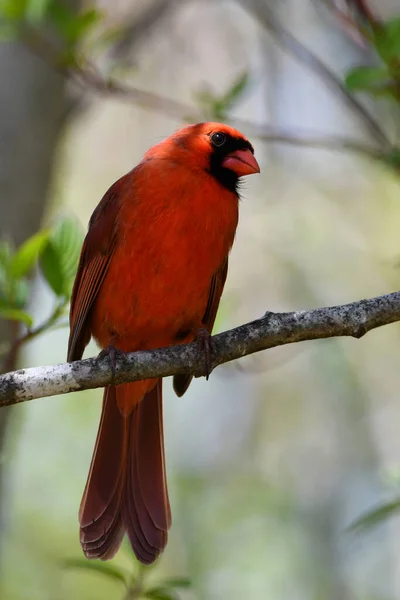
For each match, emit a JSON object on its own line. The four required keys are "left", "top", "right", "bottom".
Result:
{"left": 97, "top": 344, "right": 126, "bottom": 381}
{"left": 196, "top": 328, "right": 214, "bottom": 380}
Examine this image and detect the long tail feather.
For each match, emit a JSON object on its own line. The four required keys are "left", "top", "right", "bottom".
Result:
{"left": 79, "top": 379, "right": 171, "bottom": 563}
{"left": 122, "top": 379, "right": 171, "bottom": 564}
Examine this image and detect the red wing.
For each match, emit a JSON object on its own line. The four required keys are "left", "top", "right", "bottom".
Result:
{"left": 67, "top": 179, "right": 127, "bottom": 362}
{"left": 202, "top": 256, "right": 228, "bottom": 330}
{"left": 173, "top": 257, "right": 229, "bottom": 397}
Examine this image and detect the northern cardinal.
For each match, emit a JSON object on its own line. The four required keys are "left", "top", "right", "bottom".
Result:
{"left": 68, "top": 122, "right": 260, "bottom": 564}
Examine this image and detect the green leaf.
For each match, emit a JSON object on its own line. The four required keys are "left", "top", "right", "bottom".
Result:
{"left": 0, "top": 21, "right": 20, "bottom": 40}
{"left": 63, "top": 558, "right": 128, "bottom": 585}
{"left": 25, "top": 0, "right": 52, "bottom": 23}
{"left": 46, "top": 0, "right": 76, "bottom": 37}
{"left": 0, "top": 240, "right": 15, "bottom": 301}
{"left": 382, "top": 148, "right": 400, "bottom": 169}
{"left": 221, "top": 71, "right": 250, "bottom": 109}
{"left": 345, "top": 66, "right": 390, "bottom": 91}
{"left": 363, "top": 84, "right": 399, "bottom": 102}
{"left": 144, "top": 589, "right": 179, "bottom": 600}
{"left": 90, "top": 24, "right": 127, "bottom": 53}
{"left": 194, "top": 72, "right": 250, "bottom": 120}
{"left": 143, "top": 577, "right": 190, "bottom": 599}
{"left": 213, "top": 71, "right": 250, "bottom": 119}
{"left": 347, "top": 498, "right": 400, "bottom": 533}
{"left": 9, "top": 230, "right": 49, "bottom": 279}
{"left": 161, "top": 577, "right": 191, "bottom": 589}
{"left": 40, "top": 216, "right": 83, "bottom": 299}
{"left": 48, "top": 3, "right": 102, "bottom": 46}
{"left": 0, "top": 0, "right": 28, "bottom": 21}
{"left": 74, "top": 8, "right": 102, "bottom": 40}
{"left": 40, "top": 241, "right": 64, "bottom": 297}
{"left": 12, "top": 278, "right": 30, "bottom": 308}
{"left": 0, "top": 307, "right": 32, "bottom": 327}
{"left": 0, "top": 240, "right": 13, "bottom": 270}
{"left": 374, "top": 17, "right": 400, "bottom": 62}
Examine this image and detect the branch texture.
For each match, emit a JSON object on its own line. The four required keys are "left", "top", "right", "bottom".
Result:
{"left": 1, "top": 290, "right": 400, "bottom": 407}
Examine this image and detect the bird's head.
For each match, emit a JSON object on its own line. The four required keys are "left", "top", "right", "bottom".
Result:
{"left": 145, "top": 122, "right": 260, "bottom": 193}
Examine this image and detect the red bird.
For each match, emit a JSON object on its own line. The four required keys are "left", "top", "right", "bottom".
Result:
{"left": 68, "top": 122, "right": 260, "bottom": 564}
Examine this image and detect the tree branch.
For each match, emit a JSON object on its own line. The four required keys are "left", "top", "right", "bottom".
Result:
{"left": 238, "top": 0, "right": 391, "bottom": 149}
{"left": 1, "top": 290, "right": 400, "bottom": 407}
{"left": 255, "top": 127, "right": 386, "bottom": 161}
{"left": 19, "top": 20, "right": 394, "bottom": 166}
{"left": 346, "top": 0, "right": 379, "bottom": 26}
{"left": 109, "top": 0, "right": 178, "bottom": 60}
{"left": 65, "top": 64, "right": 389, "bottom": 162}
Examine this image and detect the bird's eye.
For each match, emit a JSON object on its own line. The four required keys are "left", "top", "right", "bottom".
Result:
{"left": 211, "top": 132, "right": 227, "bottom": 147}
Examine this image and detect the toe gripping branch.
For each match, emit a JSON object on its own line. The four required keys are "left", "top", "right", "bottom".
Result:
{"left": 195, "top": 328, "right": 215, "bottom": 380}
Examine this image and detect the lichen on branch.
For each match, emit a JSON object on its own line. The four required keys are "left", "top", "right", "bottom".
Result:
{"left": 1, "top": 290, "right": 400, "bottom": 407}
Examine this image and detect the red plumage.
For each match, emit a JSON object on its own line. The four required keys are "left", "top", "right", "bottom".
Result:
{"left": 68, "top": 122, "right": 259, "bottom": 563}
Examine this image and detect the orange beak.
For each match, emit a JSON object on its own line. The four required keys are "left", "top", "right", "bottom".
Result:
{"left": 222, "top": 149, "right": 260, "bottom": 177}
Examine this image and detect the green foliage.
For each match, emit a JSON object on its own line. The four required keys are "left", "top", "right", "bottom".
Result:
{"left": 347, "top": 498, "right": 400, "bottom": 533}
{"left": 9, "top": 230, "right": 50, "bottom": 279}
{"left": 345, "top": 66, "right": 390, "bottom": 92}
{"left": 0, "top": 215, "right": 82, "bottom": 337}
{"left": 158, "top": 578, "right": 191, "bottom": 589}
{"left": 25, "top": 0, "right": 52, "bottom": 23}
{"left": 64, "top": 553, "right": 190, "bottom": 600}
{"left": 0, "top": 0, "right": 103, "bottom": 54}
{"left": 345, "top": 16, "right": 400, "bottom": 103}
{"left": 0, "top": 240, "right": 13, "bottom": 289}
{"left": 11, "top": 278, "right": 30, "bottom": 309}
{"left": 382, "top": 148, "right": 400, "bottom": 170}
{"left": 143, "top": 578, "right": 191, "bottom": 600}
{"left": 0, "top": 0, "right": 29, "bottom": 21}
{"left": 64, "top": 558, "right": 129, "bottom": 586}
{"left": 0, "top": 236, "right": 34, "bottom": 326}
{"left": 195, "top": 71, "right": 250, "bottom": 120}
{"left": 40, "top": 215, "right": 83, "bottom": 299}
{"left": 0, "top": 307, "right": 33, "bottom": 327}
{"left": 373, "top": 17, "right": 400, "bottom": 63}
{"left": 47, "top": 3, "right": 101, "bottom": 47}
{"left": 143, "top": 589, "right": 179, "bottom": 600}
{"left": 345, "top": 64, "right": 398, "bottom": 101}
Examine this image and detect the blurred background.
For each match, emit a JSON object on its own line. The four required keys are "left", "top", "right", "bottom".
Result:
{"left": 1, "top": 0, "right": 400, "bottom": 598}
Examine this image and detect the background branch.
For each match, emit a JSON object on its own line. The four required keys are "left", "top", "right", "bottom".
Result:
{"left": 238, "top": 0, "right": 390, "bottom": 148}
{"left": 347, "top": 0, "right": 379, "bottom": 26}
{"left": 109, "top": 0, "right": 178, "bottom": 60}
{"left": 1, "top": 289, "right": 400, "bottom": 407}
{"left": 19, "top": 13, "right": 395, "bottom": 167}
{"left": 66, "top": 65, "right": 390, "bottom": 162}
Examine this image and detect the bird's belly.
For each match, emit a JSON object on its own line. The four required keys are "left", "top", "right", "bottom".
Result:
{"left": 90, "top": 172, "right": 238, "bottom": 352}
{"left": 90, "top": 242, "right": 222, "bottom": 352}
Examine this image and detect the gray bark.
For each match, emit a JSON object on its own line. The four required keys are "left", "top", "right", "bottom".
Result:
{"left": 1, "top": 288, "right": 399, "bottom": 405}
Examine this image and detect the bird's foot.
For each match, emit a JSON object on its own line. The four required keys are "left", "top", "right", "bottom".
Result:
{"left": 97, "top": 344, "right": 126, "bottom": 381}
{"left": 195, "top": 328, "right": 215, "bottom": 380}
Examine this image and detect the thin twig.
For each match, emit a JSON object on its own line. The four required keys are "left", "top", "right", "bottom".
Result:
{"left": 2, "top": 320, "right": 21, "bottom": 373}
{"left": 255, "top": 127, "right": 386, "bottom": 160}
{"left": 110, "top": 0, "right": 178, "bottom": 59}
{"left": 238, "top": 0, "right": 391, "bottom": 149}
{"left": 0, "top": 302, "right": 67, "bottom": 369}
{"left": 1, "top": 290, "right": 400, "bottom": 406}
{"left": 20, "top": 23, "right": 393, "bottom": 165}
{"left": 124, "top": 567, "right": 146, "bottom": 600}
{"left": 67, "top": 64, "right": 389, "bottom": 163}
{"left": 347, "top": 0, "right": 379, "bottom": 26}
